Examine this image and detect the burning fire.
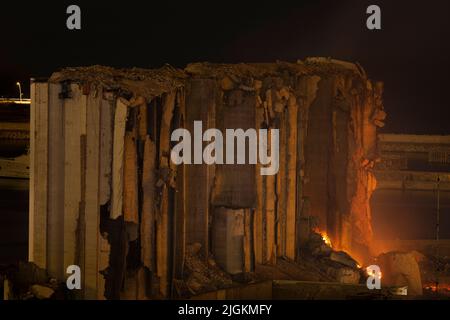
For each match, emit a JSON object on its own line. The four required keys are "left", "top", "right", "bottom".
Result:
{"left": 424, "top": 283, "right": 450, "bottom": 293}
{"left": 314, "top": 228, "right": 332, "bottom": 247}
{"left": 312, "top": 227, "right": 366, "bottom": 270}
{"left": 366, "top": 267, "right": 382, "bottom": 279}
{"left": 321, "top": 233, "right": 332, "bottom": 247}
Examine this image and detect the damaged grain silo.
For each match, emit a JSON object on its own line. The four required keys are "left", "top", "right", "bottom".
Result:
{"left": 28, "top": 58, "right": 385, "bottom": 299}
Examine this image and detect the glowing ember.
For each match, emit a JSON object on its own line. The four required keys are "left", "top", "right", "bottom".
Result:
{"left": 424, "top": 283, "right": 450, "bottom": 293}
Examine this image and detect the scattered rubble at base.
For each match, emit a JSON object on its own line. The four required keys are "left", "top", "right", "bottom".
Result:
{"left": 170, "top": 232, "right": 366, "bottom": 298}
{"left": 30, "top": 284, "right": 55, "bottom": 299}
{"left": 305, "top": 231, "right": 362, "bottom": 284}
{"left": 416, "top": 251, "right": 450, "bottom": 298}
{"left": 272, "top": 231, "right": 364, "bottom": 285}
{"left": 175, "top": 243, "right": 234, "bottom": 297}
{"left": 0, "top": 261, "right": 63, "bottom": 300}
{"left": 0, "top": 235, "right": 367, "bottom": 300}
{"left": 377, "top": 251, "right": 423, "bottom": 296}
{"left": 4, "top": 241, "right": 450, "bottom": 299}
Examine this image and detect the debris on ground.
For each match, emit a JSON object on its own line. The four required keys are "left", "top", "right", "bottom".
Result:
{"left": 297, "top": 231, "right": 363, "bottom": 285}
{"left": 377, "top": 251, "right": 423, "bottom": 296}
{"left": 174, "top": 243, "right": 233, "bottom": 297}
{"left": 256, "top": 230, "right": 365, "bottom": 286}
{"left": 0, "top": 261, "right": 64, "bottom": 300}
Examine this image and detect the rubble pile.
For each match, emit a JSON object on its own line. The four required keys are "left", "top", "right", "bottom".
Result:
{"left": 257, "top": 230, "right": 366, "bottom": 286}
{"left": 174, "top": 243, "right": 233, "bottom": 297}
{"left": 1, "top": 262, "right": 65, "bottom": 300}
{"left": 297, "top": 231, "right": 364, "bottom": 284}
{"left": 412, "top": 251, "right": 450, "bottom": 297}
{"left": 377, "top": 251, "right": 422, "bottom": 296}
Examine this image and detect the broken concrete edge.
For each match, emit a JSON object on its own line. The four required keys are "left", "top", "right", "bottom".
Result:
{"left": 46, "top": 59, "right": 371, "bottom": 101}
{"left": 48, "top": 64, "right": 187, "bottom": 101}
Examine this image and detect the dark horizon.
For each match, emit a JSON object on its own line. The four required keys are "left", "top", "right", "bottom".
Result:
{"left": 1, "top": 0, "right": 450, "bottom": 134}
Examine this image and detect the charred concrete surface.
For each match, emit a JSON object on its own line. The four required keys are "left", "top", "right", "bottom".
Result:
{"left": 26, "top": 58, "right": 385, "bottom": 299}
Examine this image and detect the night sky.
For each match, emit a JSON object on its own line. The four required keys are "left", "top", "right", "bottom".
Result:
{"left": 1, "top": 0, "right": 450, "bottom": 134}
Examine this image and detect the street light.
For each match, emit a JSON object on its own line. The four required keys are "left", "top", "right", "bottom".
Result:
{"left": 16, "top": 82, "right": 23, "bottom": 101}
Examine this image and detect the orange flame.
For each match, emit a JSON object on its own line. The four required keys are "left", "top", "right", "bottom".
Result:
{"left": 314, "top": 228, "right": 332, "bottom": 247}
{"left": 321, "top": 233, "right": 332, "bottom": 247}
{"left": 365, "top": 267, "right": 382, "bottom": 279}
{"left": 424, "top": 283, "right": 450, "bottom": 293}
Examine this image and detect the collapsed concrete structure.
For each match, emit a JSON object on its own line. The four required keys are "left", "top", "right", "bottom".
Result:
{"left": 28, "top": 58, "right": 385, "bottom": 299}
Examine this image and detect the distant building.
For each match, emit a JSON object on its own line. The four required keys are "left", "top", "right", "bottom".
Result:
{"left": 373, "top": 134, "right": 450, "bottom": 241}
{"left": 0, "top": 98, "right": 30, "bottom": 181}
{"left": 0, "top": 98, "right": 30, "bottom": 264}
